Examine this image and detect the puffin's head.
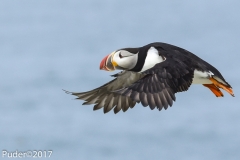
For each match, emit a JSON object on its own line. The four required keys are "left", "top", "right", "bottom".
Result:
{"left": 100, "top": 48, "right": 139, "bottom": 71}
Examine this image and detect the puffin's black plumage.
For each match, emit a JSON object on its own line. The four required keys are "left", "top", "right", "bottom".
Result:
{"left": 146, "top": 43, "right": 227, "bottom": 83}
{"left": 66, "top": 42, "right": 234, "bottom": 113}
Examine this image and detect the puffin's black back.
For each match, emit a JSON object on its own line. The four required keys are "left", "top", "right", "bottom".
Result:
{"left": 141, "top": 42, "right": 226, "bottom": 82}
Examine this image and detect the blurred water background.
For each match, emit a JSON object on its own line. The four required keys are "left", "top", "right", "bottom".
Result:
{"left": 0, "top": 0, "right": 240, "bottom": 159}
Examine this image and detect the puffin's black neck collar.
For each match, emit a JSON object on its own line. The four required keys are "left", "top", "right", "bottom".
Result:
{"left": 128, "top": 45, "right": 150, "bottom": 72}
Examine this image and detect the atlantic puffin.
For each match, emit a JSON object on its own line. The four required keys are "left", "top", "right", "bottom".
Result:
{"left": 65, "top": 42, "right": 234, "bottom": 114}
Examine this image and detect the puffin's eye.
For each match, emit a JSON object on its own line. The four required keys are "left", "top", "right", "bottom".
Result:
{"left": 119, "top": 53, "right": 123, "bottom": 59}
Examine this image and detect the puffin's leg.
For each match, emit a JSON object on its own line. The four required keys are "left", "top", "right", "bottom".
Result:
{"left": 203, "top": 84, "right": 224, "bottom": 97}
{"left": 209, "top": 78, "right": 235, "bottom": 97}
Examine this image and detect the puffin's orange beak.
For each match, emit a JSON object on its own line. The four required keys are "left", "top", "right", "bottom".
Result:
{"left": 100, "top": 55, "right": 110, "bottom": 71}
{"left": 100, "top": 52, "right": 117, "bottom": 71}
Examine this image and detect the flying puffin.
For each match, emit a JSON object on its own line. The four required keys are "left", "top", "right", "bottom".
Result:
{"left": 65, "top": 42, "right": 234, "bottom": 114}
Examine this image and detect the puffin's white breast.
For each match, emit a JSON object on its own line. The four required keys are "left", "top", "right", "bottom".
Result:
{"left": 140, "top": 47, "right": 165, "bottom": 72}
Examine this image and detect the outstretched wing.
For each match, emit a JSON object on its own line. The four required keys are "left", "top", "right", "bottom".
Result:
{"left": 66, "top": 47, "right": 195, "bottom": 113}
{"left": 65, "top": 71, "right": 144, "bottom": 114}
{"left": 115, "top": 56, "right": 194, "bottom": 111}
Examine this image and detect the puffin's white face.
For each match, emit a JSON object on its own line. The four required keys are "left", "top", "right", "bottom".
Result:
{"left": 100, "top": 50, "right": 138, "bottom": 71}
{"left": 112, "top": 50, "right": 138, "bottom": 70}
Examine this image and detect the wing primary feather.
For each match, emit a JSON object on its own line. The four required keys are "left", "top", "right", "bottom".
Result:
{"left": 106, "top": 96, "right": 115, "bottom": 113}
{"left": 93, "top": 103, "right": 102, "bottom": 111}
{"left": 83, "top": 95, "right": 99, "bottom": 104}
{"left": 121, "top": 97, "right": 127, "bottom": 112}
{"left": 103, "top": 94, "right": 114, "bottom": 113}
{"left": 76, "top": 94, "right": 95, "bottom": 101}
{"left": 153, "top": 93, "right": 163, "bottom": 111}
{"left": 82, "top": 98, "right": 98, "bottom": 105}
{"left": 93, "top": 104, "right": 102, "bottom": 111}
{"left": 117, "top": 96, "right": 122, "bottom": 110}
{"left": 140, "top": 92, "right": 148, "bottom": 107}
{"left": 131, "top": 91, "right": 140, "bottom": 102}
{"left": 168, "top": 89, "right": 176, "bottom": 101}
{"left": 147, "top": 93, "right": 156, "bottom": 110}
{"left": 159, "top": 92, "right": 168, "bottom": 110}
{"left": 122, "top": 97, "right": 129, "bottom": 112}
{"left": 112, "top": 95, "right": 118, "bottom": 107}
{"left": 129, "top": 100, "right": 136, "bottom": 108}
{"left": 93, "top": 96, "right": 107, "bottom": 111}
{"left": 163, "top": 90, "right": 173, "bottom": 106}
{"left": 114, "top": 96, "right": 122, "bottom": 114}
{"left": 114, "top": 104, "right": 121, "bottom": 114}
{"left": 72, "top": 90, "right": 98, "bottom": 100}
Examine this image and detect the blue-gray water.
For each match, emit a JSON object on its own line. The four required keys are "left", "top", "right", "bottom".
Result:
{"left": 1, "top": 0, "right": 240, "bottom": 159}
